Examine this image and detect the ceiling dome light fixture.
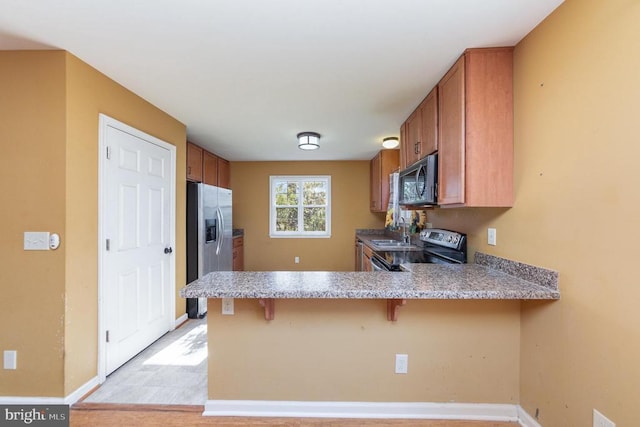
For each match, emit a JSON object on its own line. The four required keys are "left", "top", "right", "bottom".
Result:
{"left": 382, "top": 136, "right": 399, "bottom": 149}
{"left": 297, "top": 132, "right": 321, "bottom": 150}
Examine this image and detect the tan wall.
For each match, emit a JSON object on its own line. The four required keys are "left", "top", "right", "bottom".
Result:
{"left": 427, "top": 0, "right": 640, "bottom": 424}
{"left": 0, "top": 51, "right": 67, "bottom": 396}
{"left": 0, "top": 50, "right": 186, "bottom": 398}
{"left": 63, "top": 53, "right": 186, "bottom": 395}
{"left": 230, "top": 161, "right": 384, "bottom": 271}
{"left": 208, "top": 299, "right": 520, "bottom": 402}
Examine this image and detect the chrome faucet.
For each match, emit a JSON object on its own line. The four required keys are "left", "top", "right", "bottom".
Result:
{"left": 400, "top": 217, "right": 410, "bottom": 244}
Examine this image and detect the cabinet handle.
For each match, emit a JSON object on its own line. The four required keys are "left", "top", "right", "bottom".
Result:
{"left": 414, "top": 142, "right": 421, "bottom": 155}
{"left": 188, "top": 166, "right": 191, "bottom": 175}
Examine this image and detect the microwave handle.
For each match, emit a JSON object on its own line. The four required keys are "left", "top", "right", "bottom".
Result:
{"left": 415, "top": 164, "right": 424, "bottom": 197}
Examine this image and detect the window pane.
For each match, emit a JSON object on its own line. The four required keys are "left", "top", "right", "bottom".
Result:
{"left": 303, "top": 181, "right": 326, "bottom": 205}
{"left": 303, "top": 207, "right": 326, "bottom": 231}
{"left": 276, "top": 207, "right": 298, "bottom": 231}
{"left": 275, "top": 182, "right": 299, "bottom": 206}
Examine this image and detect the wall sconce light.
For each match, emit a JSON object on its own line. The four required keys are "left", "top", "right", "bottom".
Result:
{"left": 297, "top": 132, "right": 321, "bottom": 150}
{"left": 382, "top": 136, "right": 399, "bottom": 149}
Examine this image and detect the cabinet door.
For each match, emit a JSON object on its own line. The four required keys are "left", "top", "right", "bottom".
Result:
{"left": 420, "top": 87, "right": 438, "bottom": 156}
{"left": 370, "top": 153, "right": 381, "bottom": 211}
{"left": 399, "top": 122, "right": 407, "bottom": 169}
{"left": 370, "top": 150, "right": 399, "bottom": 213}
{"left": 232, "top": 237, "right": 244, "bottom": 271}
{"left": 218, "top": 157, "right": 231, "bottom": 189}
{"left": 405, "top": 109, "right": 422, "bottom": 166}
{"left": 186, "top": 142, "right": 203, "bottom": 182}
{"left": 362, "top": 245, "right": 373, "bottom": 272}
{"left": 438, "top": 56, "right": 466, "bottom": 205}
{"left": 203, "top": 151, "right": 218, "bottom": 185}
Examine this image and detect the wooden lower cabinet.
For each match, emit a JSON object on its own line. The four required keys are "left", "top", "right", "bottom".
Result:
{"left": 362, "top": 245, "right": 373, "bottom": 272}
{"left": 232, "top": 236, "right": 244, "bottom": 271}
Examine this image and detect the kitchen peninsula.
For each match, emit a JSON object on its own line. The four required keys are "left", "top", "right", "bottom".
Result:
{"left": 180, "top": 255, "right": 558, "bottom": 420}
{"left": 181, "top": 255, "right": 558, "bottom": 320}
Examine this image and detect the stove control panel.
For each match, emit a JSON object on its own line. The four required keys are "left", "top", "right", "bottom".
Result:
{"left": 419, "top": 229, "right": 465, "bottom": 250}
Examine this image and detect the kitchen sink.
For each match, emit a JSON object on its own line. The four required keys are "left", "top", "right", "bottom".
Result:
{"left": 370, "top": 239, "right": 399, "bottom": 245}
{"left": 370, "top": 239, "right": 418, "bottom": 249}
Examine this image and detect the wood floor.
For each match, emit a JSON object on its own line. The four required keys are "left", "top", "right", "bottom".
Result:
{"left": 70, "top": 404, "right": 518, "bottom": 427}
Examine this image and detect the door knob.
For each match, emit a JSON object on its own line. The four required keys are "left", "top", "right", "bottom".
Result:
{"left": 164, "top": 247, "right": 173, "bottom": 254}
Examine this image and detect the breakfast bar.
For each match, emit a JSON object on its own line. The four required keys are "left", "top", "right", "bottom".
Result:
{"left": 180, "top": 253, "right": 558, "bottom": 417}
{"left": 180, "top": 253, "right": 559, "bottom": 320}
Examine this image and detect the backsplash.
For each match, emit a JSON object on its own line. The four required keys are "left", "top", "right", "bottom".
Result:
{"left": 474, "top": 252, "right": 559, "bottom": 290}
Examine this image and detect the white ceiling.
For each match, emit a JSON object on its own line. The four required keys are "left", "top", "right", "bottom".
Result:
{"left": 0, "top": 0, "right": 563, "bottom": 161}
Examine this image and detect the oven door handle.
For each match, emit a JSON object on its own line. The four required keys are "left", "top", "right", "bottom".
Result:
{"left": 370, "top": 256, "right": 389, "bottom": 271}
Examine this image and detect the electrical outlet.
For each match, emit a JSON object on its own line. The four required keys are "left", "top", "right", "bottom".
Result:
{"left": 294, "top": 256, "right": 300, "bottom": 264}
{"left": 593, "top": 409, "right": 615, "bottom": 427}
{"left": 395, "top": 354, "right": 408, "bottom": 374}
{"left": 221, "top": 298, "right": 234, "bottom": 315}
{"left": 4, "top": 350, "right": 17, "bottom": 370}
{"left": 425, "top": 223, "right": 433, "bottom": 229}
{"left": 487, "top": 228, "right": 497, "bottom": 246}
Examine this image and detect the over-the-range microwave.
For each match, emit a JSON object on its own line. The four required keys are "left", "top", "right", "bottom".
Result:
{"left": 398, "top": 153, "right": 437, "bottom": 206}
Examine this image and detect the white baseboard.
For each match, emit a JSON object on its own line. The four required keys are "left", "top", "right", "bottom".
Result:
{"left": 65, "top": 376, "right": 100, "bottom": 404}
{"left": 175, "top": 313, "right": 188, "bottom": 329}
{"left": 204, "top": 400, "right": 520, "bottom": 421}
{"left": 0, "top": 376, "right": 99, "bottom": 406}
{"left": 0, "top": 396, "right": 66, "bottom": 405}
{"left": 517, "top": 405, "right": 542, "bottom": 427}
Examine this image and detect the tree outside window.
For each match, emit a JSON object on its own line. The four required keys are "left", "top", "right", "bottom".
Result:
{"left": 270, "top": 176, "right": 331, "bottom": 238}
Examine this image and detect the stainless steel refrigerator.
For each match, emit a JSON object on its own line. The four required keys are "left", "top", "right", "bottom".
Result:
{"left": 186, "top": 182, "right": 233, "bottom": 318}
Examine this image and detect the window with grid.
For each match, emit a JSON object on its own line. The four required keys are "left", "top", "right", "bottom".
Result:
{"left": 269, "top": 176, "right": 331, "bottom": 238}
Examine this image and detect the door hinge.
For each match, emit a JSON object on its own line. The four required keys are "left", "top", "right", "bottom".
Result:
{"left": 106, "top": 239, "right": 110, "bottom": 251}
{"left": 106, "top": 330, "right": 110, "bottom": 343}
{"left": 106, "top": 146, "right": 111, "bottom": 159}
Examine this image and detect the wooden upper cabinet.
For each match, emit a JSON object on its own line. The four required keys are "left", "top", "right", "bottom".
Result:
{"left": 187, "top": 141, "right": 231, "bottom": 189}
{"left": 404, "top": 108, "right": 422, "bottom": 167}
{"left": 370, "top": 149, "right": 400, "bottom": 213}
{"left": 400, "top": 87, "right": 437, "bottom": 170}
{"left": 370, "top": 153, "right": 381, "bottom": 211}
{"left": 186, "top": 142, "right": 203, "bottom": 182}
{"left": 399, "top": 122, "right": 407, "bottom": 169}
{"left": 420, "top": 87, "right": 438, "bottom": 158}
{"left": 218, "top": 157, "right": 230, "bottom": 189}
{"left": 437, "top": 47, "right": 513, "bottom": 207}
{"left": 203, "top": 151, "right": 218, "bottom": 185}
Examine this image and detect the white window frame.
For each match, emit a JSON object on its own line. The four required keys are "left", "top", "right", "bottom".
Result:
{"left": 269, "top": 175, "right": 331, "bottom": 238}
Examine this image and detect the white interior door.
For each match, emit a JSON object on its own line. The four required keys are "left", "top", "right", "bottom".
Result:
{"left": 99, "top": 115, "right": 175, "bottom": 376}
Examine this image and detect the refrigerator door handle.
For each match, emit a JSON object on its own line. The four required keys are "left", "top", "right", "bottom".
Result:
{"left": 215, "top": 207, "right": 223, "bottom": 255}
{"left": 218, "top": 207, "right": 225, "bottom": 253}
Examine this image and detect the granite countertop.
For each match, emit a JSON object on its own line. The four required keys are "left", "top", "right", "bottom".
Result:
{"left": 181, "top": 229, "right": 559, "bottom": 301}
{"left": 180, "top": 263, "right": 559, "bottom": 300}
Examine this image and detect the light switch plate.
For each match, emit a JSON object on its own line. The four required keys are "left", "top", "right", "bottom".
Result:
{"left": 24, "top": 232, "right": 50, "bottom": 250}
{"left": 487, "top": 228, "right": 497, "bottom": 246}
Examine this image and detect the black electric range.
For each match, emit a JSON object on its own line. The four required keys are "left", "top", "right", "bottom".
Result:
{"left": 372, "top": 229, "right": 467, "bottom": 271}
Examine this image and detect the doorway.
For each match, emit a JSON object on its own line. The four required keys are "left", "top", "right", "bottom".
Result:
{"left": 98, "top": 114, "right": 176, "bottom": 381}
